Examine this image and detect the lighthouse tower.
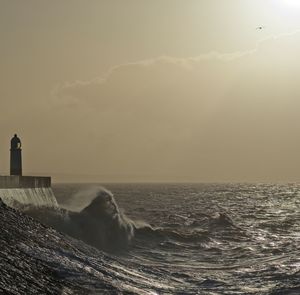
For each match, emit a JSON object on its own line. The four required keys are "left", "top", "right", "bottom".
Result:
{"left": 10, "top": 134, "right": 22, "bottom": 176}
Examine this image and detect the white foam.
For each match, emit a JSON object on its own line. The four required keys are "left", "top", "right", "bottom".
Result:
{"left": 0, "top": 188, "right": 58, "bottom": 208}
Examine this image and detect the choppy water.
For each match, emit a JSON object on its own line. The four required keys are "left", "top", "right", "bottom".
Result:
{"left": 1, "top": 183, "right": 300, "bottom": 294}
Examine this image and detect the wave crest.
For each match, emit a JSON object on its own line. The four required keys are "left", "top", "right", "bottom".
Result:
{"left": 24, "top": 188, "right": 140, "bottom": 252}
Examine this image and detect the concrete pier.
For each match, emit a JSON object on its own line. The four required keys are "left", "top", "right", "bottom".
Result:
{"left": 0, "top": 176, "right": 51, "bottom": 189}
{"left": 0, "top": 176, "right": 57, "bottom": 207}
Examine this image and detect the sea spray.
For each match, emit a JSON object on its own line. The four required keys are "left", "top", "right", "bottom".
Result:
{"left": 1, "top": 183, "right": 299, "bottom": 294}
{"left": 0, "top": 187, "right": 58, "bottom": 208}
{"left": 25, "top": 187, "right": 137, "bottom": 252}
{"left": 21, "top": 186, "right": 240, "bottom": 251}
{"left": 59, "top": 186, "right": 107, "bottom": 212}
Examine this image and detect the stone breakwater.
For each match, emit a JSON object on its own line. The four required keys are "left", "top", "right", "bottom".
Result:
{"left": 0, "top": 199, "right": 103, "bottom": 294}
{"left": 0, "top": 198, "right": 131, "bottom": 294}
{"left": 0, "top": 199, "right": 78, "bottom": 294}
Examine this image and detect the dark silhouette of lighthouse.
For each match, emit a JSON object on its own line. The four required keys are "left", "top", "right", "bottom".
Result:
{"left": 10, "top": 134, "right": 22, "bottom": 176}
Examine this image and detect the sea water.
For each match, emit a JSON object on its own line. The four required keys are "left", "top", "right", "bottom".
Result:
{"left": 0, "top": 183, "right": 299, "bottom": 294}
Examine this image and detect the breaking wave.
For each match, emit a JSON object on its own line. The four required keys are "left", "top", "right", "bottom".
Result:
{"left": 1, "top": 183, "right": 299, "bottom": 294}
{"left": 23, "top": 188, "right": 146, "bottom": 252}
{"left": 18, "top": 187, "right": 244, "bottom": 252}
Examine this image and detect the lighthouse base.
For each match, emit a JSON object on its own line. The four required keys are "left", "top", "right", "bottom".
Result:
{"left": 0, "top": 176, "right": 57, "bottom": 208}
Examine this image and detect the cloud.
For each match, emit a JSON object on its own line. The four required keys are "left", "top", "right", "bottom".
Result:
{"left": 53, "top": 52, "right": 248, "bottom": 105}
{"left": 16, "top": 32, "right": 300, "bottom": 181}
{"left": 55, "top": 30, "right": 300, "bottom": 109}
{"left": 54, "top": 30, "right": 300, "bottom": 111}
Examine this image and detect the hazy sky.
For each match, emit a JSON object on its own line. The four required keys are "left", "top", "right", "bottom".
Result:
{"left": 1, "top": 0, "right": 300, "bottom": 182}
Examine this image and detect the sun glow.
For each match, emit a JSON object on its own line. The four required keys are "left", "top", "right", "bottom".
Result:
{"left": 284, "top": 0, "right": 300, "bottom": 7}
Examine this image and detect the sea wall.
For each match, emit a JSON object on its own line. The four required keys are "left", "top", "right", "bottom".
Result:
{"left": 0, "top": 176, "right": 57, "bottom": 208}
{"left": 0, "top": 176, "right": 51, "bottom": 189}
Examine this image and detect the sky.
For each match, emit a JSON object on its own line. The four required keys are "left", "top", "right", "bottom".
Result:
{"left": 1, "top": 0, "right": 300, "bottom": 182}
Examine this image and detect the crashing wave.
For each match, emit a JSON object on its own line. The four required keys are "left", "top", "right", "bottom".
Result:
{"left": 24, "top": 188, "right": 140, "bottom": 252}
{"left": 21, "top": 187, "right": 241, "bottom": 252}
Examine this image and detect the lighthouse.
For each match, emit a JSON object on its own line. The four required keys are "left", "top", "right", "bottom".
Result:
{"left": 0, "top": 134, "right": 56, "bottom": 208}
{"left": 10, "top": 134, "right": 22, "bottom": 176}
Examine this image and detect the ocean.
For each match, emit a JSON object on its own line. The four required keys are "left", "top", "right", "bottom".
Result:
{"left": 1, "top": 183, "right": 299, "bottom": 294}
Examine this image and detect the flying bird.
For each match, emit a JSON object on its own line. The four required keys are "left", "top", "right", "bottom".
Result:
{"left": 256, "top": 26, "right": 265, "bottom": 30}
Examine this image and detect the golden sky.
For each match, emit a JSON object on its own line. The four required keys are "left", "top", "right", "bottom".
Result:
{"left": 1, "top": 0, "right": 300, "bottom": 182}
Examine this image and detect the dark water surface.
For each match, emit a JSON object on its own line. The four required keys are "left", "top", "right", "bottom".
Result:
{"left": 1, "top": 183, "right": 299, "bottom": 294}
{"left": 53, "top": 183, "right": 300, "bottom": 294}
